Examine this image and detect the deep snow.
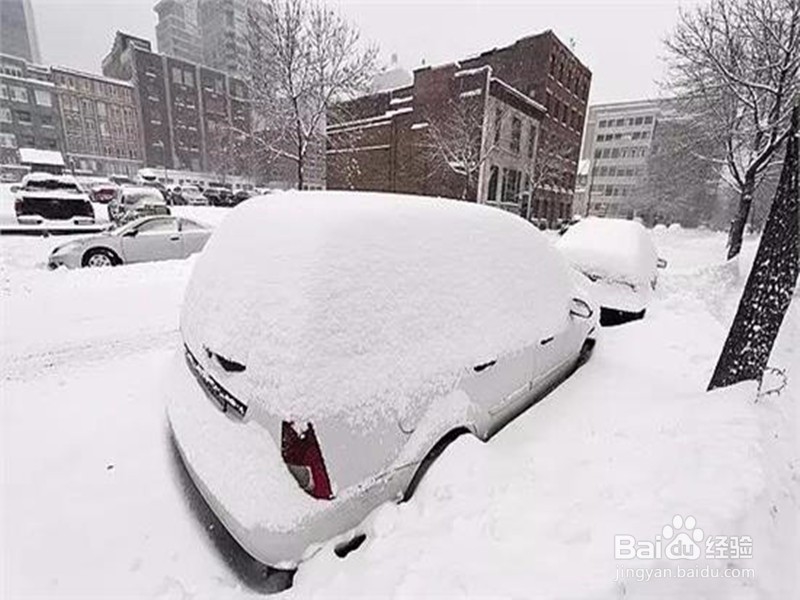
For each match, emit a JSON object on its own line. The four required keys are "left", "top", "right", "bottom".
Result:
{"left": 1, "top": 217, "right": 797, "bottom": 599}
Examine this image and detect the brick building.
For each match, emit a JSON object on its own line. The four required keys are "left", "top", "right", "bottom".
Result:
{"left": 327, "top": 30, "right": 590, "bottom": 224}
{"left": 0, "top": 53, "right": 64, "bottom": 179}
{"left": 327, "top": 63, "right": 546, "bottom": 212}
{"left": 51, "top": 66, "right": 143, "bottom": 177}
{"left": 101, "top": 31, "right": 251, "bottom": 177}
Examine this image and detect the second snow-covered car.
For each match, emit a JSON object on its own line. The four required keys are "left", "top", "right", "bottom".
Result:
{"left": 165, "top": 191, "right": 598, "bottom": 569}
{"left": 14, "top": 173, "right": 94, "bottom": 225}
{"left": 48, "top": 215, "right": 212, "bottom": 269}
{"left": 556, "top": 217, "right": 666, "bottom": 325}
{"left": 108, "top": 186, "right": 170, "bottom": 225}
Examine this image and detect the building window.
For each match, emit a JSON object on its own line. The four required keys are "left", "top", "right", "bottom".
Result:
{"left": 0, "top": 107, "right": 10, "bottom": 123}
{"left": 644, "top": 116, "right": 653, "bottom": 124}
{"left": 527, "top": 123, "right": 536, "bottom": 159}
{"left": 487, "top": 165, "right": 499, "bottom": 201}
{"left": 594, "top": 149, "right": 602, "bottom": 159}
{"left": 635, "top": 117, "right": 643, "bottom": 125}
{"left": 598, "top": 119, "right": 607, "bottom": 128}
{"left": 493, "top": 107, "right": 502, "bottom": 144}
{"left": 41, "top": 115, "right": 54, "bottom": 128}
{"left": 510, "top": 116, "right": 521, "bottom": 153}
{"left": 34, "top": 90, "right": 52, "bottom": 106}
{"left": 97, "top": 102, "right": 106, "bottom": 118}
{"left": 10, "top": 86, "right": 28, "bottom": 103}
{"left": 184, "top": 70, "right": 194, "bottom": 87}
{"left": 0, "top": 133, "right": 16, "bottom": 148}
{"left": 16, "top": 110, "right": 32, "bottom": 124}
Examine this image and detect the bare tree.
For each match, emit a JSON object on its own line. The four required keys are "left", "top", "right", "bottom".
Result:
{"left": 522, "top": 131, "right": 574, "bottom": 222}
{"left": 634, "top": 114, "right": 723, "bottom": 227}
{"left": 422, "top": 96, "right": 500, "bottom": 200}
{"left": 708, "top": 104, "right": 798, "bottom": 391}
{"left": 247, "top": 0, "right": 378, "bottom": 188}
{"left": 665, "top": 0, "right": 800, "bottom": 259}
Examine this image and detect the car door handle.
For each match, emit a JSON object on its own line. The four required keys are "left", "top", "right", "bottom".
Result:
{"left": 540, "top": 336, "right": 555, "bottom": 346}
{"left": 170, "top": 235, "right": 180, "bottom": 241}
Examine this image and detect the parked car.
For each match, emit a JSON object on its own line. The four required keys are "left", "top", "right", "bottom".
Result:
{"left": 231, "top": 189, "right": 255, "bottom": 205}
{"left": 14, "top": 173, "right": 94, "bottom": 225}
{"left": 88, "top": 182, "right": 120, "bottom": 204}
{"left": 203, "top": 183, "right": 234, "bottom": 206}
{"left": 109, "top": 186, "right": 170, "bottom": 225}
{"left": 556, "top": 217, "right": 667, "bottom": 325}
{"left": 48, "top": 215, "right": 212, "bottom": 269}
{"left": 181, "top": 185, "right": 209, "bottom": 206}
{"left": 165, "top": 191, "right": 598, "bottom": 568}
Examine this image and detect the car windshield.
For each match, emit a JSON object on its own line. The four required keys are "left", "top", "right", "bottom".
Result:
{"left": 23, "top": 178, "right": 81, "bottom": 192}
{"left": 122, "top": 190, "right": 163, "bottom": 205}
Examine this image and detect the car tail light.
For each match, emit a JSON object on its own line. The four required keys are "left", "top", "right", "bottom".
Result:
{"left": 281, "top": 421, "right": 333, "bottom": 500}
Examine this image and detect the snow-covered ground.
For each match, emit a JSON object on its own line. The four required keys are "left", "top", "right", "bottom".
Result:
{"left": 1, "top": 222, "right": 797, "bottom": 599}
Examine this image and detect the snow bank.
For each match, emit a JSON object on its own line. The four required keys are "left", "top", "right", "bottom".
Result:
{"left": 182, "top": 191, "right": 574, "bottom": 423}
{"left": 557, "top": 217, "right": 658, "bottom": 285}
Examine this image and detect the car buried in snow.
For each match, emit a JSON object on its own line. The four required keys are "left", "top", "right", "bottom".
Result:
{"left": 556, "top": 217, "right": 667, "bottom": 325}
{"left": 165, "top": 191, "right": 598, "bottom": 568}
{"left": 48, "top": 215, "right": 212, "bottom": 269}
{"left": 14, "top": 173, "right": 95, "bottom": 225}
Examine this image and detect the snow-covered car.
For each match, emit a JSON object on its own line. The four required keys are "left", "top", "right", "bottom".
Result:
{"left": 108, "top": 186, "right": 170, "bottom": 225}
{"left": 556, "top": 217, "right": 666, "bottom": 325}
{"left": 165, "top": 191, "right": 598, "bottom": 568}
{"left": 14, "top": 173, "right": 94, "bottom": 225}
{"left": 88, "top": 182, "right": 120, "bottom": 204}
{"left": 48, "top": 215, "right": 212, "bottom": 269}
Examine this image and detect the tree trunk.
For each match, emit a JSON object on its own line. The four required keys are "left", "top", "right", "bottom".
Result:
{"left": 726, "top": 172, "right": 757, "bottom": 260}
{"left": 708, "top": 106, "right": 799, "bottom": 391}
{"left": 296, "top": 155, "right": 304, "bottom": 190}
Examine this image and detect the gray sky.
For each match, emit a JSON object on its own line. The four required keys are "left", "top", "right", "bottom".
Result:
{"left": 32, "top": 0, "right": 692, "bottom": 104}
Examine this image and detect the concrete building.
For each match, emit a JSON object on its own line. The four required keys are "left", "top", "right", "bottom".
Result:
{"left": 0, "top": 54, "right": 64, "bottom": 179}
{"left": 327, "top": 63, "right": 545, "bottom": 209}
{"left": 102, "top": 31, "right": 252, "bottom": 178}
{"left": 327, "top": 30, "right": 590, "bottom": 225}
{"left": 0, "top": 0, "right": 40, "bottom": 63}
{"left": 580, "top": 99, "right": 662, "bottom": 218}
{"left": 52, "top": 66, "right": 143, "bottom": 177}
{"left": 154, "top": 0, "right": 203, "bottom": 64}
{"left": 198, "top": 0, "right": 259, "bottom": 77}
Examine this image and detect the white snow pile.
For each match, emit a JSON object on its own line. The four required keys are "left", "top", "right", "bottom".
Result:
{"left": 181, "top": 191, "right": 575, "bottom": 423}
{"left": 557, "top": 217, "right": 659, "bottom": 285}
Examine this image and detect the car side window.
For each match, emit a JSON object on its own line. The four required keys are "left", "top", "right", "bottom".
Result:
{"left": 136, "top": 218, "right": 178, "bottom": 234}
{"left": 180, "top": 219, "right": 204, "bottom": 232}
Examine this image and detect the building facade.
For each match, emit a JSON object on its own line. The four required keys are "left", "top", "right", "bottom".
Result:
{"left": 52, "top": 66, "right": 143, "bottom": 177}
{"left": 580, "top": 99, "right": 662, "bottom": 218}
{"left": 154, "top": 0, "right": 203, "bottom": 64}
{"left": 327, "top": 63, "right": 545, "bottom": 209}
{"left": 327, "top": 30, "right": 589, "bottom": 225}
{"left": 458, "top": 30, "right": 591, "bottom": 223}
{"left": 102, "top": 31, "right": 252, "bottom": 178}
{"left": 0, "top": 0, "right": 40, "bottom": 63}
{"left": 0, "top": 54, "right": 64, "bottom": 178}
{"left": 198, "top": 0, "right": 257, "bottom": 77}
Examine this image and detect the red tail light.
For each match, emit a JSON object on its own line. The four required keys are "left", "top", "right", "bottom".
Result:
{"left": 281, "top": 421, "right": 333, "bottom": 500}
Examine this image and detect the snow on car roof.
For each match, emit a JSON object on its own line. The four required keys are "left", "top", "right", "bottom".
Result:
{"left": 181, "top": 191, "right": 576, "bottom": 423}
{"left": 556, "top": 217, "right": 658, "bottom": 285}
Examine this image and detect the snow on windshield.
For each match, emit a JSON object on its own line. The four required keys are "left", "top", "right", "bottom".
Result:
{"left": 181, "top": 191, "right": 576, "bottom": 423}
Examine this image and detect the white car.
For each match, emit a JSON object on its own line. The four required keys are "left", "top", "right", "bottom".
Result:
{"left": 48, "top": 215, "right": 212, "bottom": 269}
{"left": 165, "top": 191, "right": 598, "bottom": 568}
{"left": 556, "top": 217, "right": 666, "bottom": 325}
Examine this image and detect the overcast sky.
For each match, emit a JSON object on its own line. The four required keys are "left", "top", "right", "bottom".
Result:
{"left": 31, "top": 0, "right": 693, "bottom": 105}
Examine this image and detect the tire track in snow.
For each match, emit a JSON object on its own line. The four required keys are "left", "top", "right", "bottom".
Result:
{"left": 1, "top": 329, "right": 181, "bottom": 381}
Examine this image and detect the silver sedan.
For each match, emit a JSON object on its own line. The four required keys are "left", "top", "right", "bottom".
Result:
{"left": 48, "top": 215, "right": 212, "bottom": 269}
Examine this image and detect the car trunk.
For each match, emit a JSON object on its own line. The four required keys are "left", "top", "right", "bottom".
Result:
{"left": 15, "top": 195, "right": 94, "bottom": 221}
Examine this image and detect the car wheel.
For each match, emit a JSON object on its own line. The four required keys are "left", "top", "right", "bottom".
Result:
{"left": 83, "top": 248, "right": 118, "bottom": 268}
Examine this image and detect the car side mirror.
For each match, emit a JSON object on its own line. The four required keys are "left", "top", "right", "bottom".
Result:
{"left": 657, "top": 257, "right": 668, "bottom": 269}
{"left": 569, "top": 297, "right": 594, "bottom": 319}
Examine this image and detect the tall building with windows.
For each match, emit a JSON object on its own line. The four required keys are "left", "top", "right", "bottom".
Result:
{"left": 154, "top": 0, "right": 203, "bottom": 64}
{"left": 51, "top": 67, "right": 143, "bottom": 177}
{"left": 0, "top": 54, "right": 63, "bottom": 179}
{"left": 102, "top": 31, "right": 251, "bottom": 176}
{"left": 0, "top": 0, "right": 41, "bottom": 63}
{"left": 198, "top": 0, "right": 265, "bottom": 77}
{"left": 580, "top": 99, "right": 662, "bottom": 218}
